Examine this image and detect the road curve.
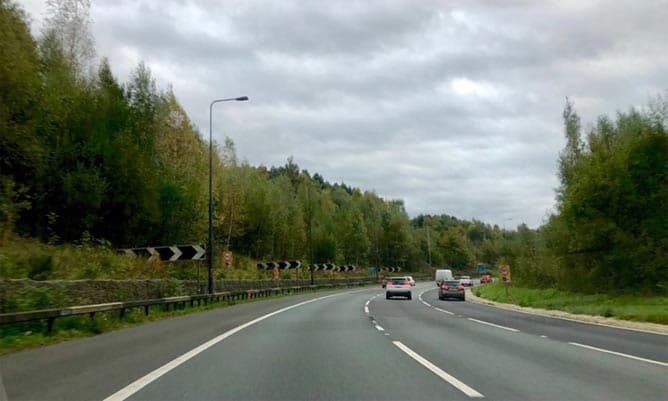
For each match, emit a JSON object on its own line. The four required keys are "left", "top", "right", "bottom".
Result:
{"left": 1, "top": 283, "right": 666, "bottom": 400}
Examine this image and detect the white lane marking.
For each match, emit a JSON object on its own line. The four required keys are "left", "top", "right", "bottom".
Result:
{"left": 467, "top": 318, "right": 519, "bottom": 333}
{"left": 569, "top": 342, "right": 668, "bottom": 367}
{"left": 540, "top": 335, "right": 548, "bottom": 338}
{"left": 364, "top": 306, "right": 369, "bottom": 314}
{"left": 393, "top": 341, "right": 484, "bottom": 398}
{"left": 434, "top": 307, "right": 455, "bottom": 315}
{"left": 375, "top": 325, "right": 385, "bottom": 331}
{"left": 365, "top": 300, "right": 370, "bottom": 307}
{"left": 421, "top": 300, "right": 431, "bottom": 307}
{"left": 103, "top": 293, "right": 342, "bottom": 401}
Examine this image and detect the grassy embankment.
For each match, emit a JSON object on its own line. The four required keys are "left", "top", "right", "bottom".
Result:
{"left": 473, "top": 281, "right": 668, "bottom": 324}
{"left": 0, "top": 237, "right": 372, "bottom": 354}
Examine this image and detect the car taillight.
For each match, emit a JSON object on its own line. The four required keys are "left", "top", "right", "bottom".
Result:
{"left": 457, "top": 285, "right": 465, "bottom": 291}
{"left": 404, "top": 281, "right": 410, "bottom": 286}
{"left": 441, "top": 284, "right": 448, "bottom": 289}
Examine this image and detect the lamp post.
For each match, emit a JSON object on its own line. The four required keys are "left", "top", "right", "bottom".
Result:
{"left": 208, "top": 96, "right": 248, "bottom": 294}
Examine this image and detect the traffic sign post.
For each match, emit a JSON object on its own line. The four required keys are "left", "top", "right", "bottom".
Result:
{"left": 222, "top": 251, "right": 233, "bottom": 269}
{"left": 477, "top": 263, "right": 486, "bottom": 273}
{"left": 499, "top": 264, "right": 511, "bottom": 296}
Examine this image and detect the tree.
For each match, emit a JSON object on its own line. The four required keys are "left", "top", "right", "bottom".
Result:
{"left": 43, "top": 0, "right": 95, "bottom": 77}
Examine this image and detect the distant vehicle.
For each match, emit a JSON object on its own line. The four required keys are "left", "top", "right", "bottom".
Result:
{"left": 439, "top": 280, "right": 465, "bottom": 301}
{"left": 386, "top": 277, "right": 412, "bottom": 300}
{"left": 459, "top": 275, "right": 472, "bottom": 286}
{"left": 435, "top": 269, "right": 454, "bottom": 285}
{"left": 480, "top": 274, "right": 492, "bottom": 284}
{"left": 406, "top": 276, "right": 416, "bottom": 286}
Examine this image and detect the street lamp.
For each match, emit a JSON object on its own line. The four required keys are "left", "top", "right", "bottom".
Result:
{"left": 208, "top": 96, "right": 249, "bottom": 294}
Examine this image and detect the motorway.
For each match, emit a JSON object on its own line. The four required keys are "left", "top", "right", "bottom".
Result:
{"left": 1, "top": 283, "right": 666, "bottom": 400}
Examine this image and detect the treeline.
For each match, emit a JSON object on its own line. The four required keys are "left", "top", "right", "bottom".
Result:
{"left": 2, "top": 2, "right": 666, "bottom": 293}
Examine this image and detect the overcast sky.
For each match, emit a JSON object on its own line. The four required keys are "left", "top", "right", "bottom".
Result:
{"left": 20, "top": 0, "right": 668, "bottom": 228}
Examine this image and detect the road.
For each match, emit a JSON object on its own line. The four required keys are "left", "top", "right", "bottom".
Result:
{"left": 1, "top": 283, "right": 666, "bottom": 400}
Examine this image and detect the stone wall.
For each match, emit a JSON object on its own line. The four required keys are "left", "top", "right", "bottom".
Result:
{"left": 0, "top": 277, "right": 379, "bottom": 312}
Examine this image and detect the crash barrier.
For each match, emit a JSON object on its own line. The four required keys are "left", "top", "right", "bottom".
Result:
{"left": 0, "top": 282, "right": 369, "bottom": 334}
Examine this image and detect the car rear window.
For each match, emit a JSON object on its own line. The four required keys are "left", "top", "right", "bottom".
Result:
{"left": 444, "top": 281, "right": 460, "bottom": 286}
{"left": 391, "top": 278, "right": 407, "bottom": 284}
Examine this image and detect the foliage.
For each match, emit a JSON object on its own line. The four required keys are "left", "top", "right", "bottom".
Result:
{"left": 1, "top": 2, "right": 665, "bottom": 297}
{"left": 474, "top": 281, "right": 668, "bottom": 324}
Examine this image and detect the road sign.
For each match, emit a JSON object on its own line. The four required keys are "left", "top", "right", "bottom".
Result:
{"left": 223, "top": 251, "right": 233, "bottom": 268}
{"left": 122, "top": 245, "right": 206, "bottom": 261}
{"left": 499, "top": 264, "right": 511, "bottom": 282}
{"left": 476, "top": 263, "right": 486, "bottom": 273}
{"left": 368, "top": 267, "right": 376, "bottom": 273}
{"left": 257, "top": 260, "right": 301, "bottom": 270}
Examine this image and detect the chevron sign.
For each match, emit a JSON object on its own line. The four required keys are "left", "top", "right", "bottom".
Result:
{"left": 379, "top": 266, "right": 401, "bottom": 272}
{"left": 121, "top": 245, "right": 206, "bottom": 261}
{"left": 309, "top": 264, "right": 356, "bottom": 272}
{"left": 257, "top": 260, "right": 301, "bottom": 270}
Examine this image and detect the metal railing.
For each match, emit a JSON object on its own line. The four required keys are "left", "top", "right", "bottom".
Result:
{"left": 0, "top": 282, "right": 369, "bottom": 334}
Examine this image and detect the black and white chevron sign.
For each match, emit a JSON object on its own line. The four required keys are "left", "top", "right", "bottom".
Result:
{"left": 121, "top": 245, "right": 206, "bottom": 261}
{"left": 379, "top": 266, "right": 401, "bottom": 272}
{"left": 257, "top": 260, "right": 301, "bottom": 270}
{"left": 309, "top": 264, "right": 355, "bottom": 272}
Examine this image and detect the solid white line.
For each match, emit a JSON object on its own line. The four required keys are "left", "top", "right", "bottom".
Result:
{"left": 421, "top": 301, "right": 431, "bottom": 307}
{"left": 434, "top": 307, "right": 455, "bottom": 315}
{"left": 375, "top": 325, "right": 385, "bottom": 331}
{"left": 467, "top": 318, "right": 519, "bottom": 332}
{"left": 393, "top": 341, "right": 484, "bottom": 398}
{"left": 569, "top": 342, "right": 668, "bottom": 367}
{"left": 364, "top": 306, "right": 369, "bottom": 314}
{"left": 103, "top": 293, "right": 342, "bottom": 401}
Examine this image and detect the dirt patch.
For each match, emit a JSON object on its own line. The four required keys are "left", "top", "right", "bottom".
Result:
{"left": 466, "top": 288, "right": 668, "bottom": 335}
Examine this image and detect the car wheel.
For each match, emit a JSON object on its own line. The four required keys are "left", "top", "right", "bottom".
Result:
{"left": 407, "top": 294, "right": 412, "bottom": 300}
{"left": 386, "top": 293, "right": 390, "bottom": 300}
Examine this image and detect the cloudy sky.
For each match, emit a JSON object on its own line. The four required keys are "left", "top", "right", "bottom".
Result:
{"left": 20, "top": 0, "right": 668, "bottom": 228}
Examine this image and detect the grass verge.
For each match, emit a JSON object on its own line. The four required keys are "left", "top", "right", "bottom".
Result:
{"left": 472, "top": 282, "right": 668, "bottom": 325}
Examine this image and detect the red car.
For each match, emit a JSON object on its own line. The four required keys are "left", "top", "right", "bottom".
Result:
{"left": 480, "top": 274, "right": 492, "bottom": 284}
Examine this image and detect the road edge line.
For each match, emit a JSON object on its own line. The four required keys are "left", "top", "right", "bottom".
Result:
{"left": 568, "top": 342, "right": 668, "bottom": 367}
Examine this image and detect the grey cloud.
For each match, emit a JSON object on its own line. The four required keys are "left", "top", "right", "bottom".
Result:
{"left": 21, "top": 0, "right": 666, "bottom": 228}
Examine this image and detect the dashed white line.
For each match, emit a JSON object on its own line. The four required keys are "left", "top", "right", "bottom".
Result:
{"left": 364, "top": 306, "right": 369, "bottom": 314}
{"left": 393, "top": 341, "right": 484, "bottom": 398}
{"left": 375, "top": 325, "right": 385, "bottom": 331}
{"left": 569, "top": 342, "right": 668, "bottom": 367}
{"left": 467, "top": 318, "right": 519, "bottom": 332}
{"left": 540, "top": 335, "right": 548, "bottom": 338}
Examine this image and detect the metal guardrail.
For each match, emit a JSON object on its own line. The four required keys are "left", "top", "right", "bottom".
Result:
{"left": 0, "top": 281, "right": 370, "bottom": 333}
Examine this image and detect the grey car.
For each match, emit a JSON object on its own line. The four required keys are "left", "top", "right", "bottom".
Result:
{"left": 438, "top": 280, "right": 465, "bottom": 301}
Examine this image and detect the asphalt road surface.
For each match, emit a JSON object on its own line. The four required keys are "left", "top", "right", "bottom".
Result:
{"left": 1, "top": 283, "right": 666, "bottom": 400}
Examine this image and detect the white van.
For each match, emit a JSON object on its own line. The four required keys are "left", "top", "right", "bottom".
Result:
{"left": 435, "top": 269, "right": 454, "bottom": 285}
